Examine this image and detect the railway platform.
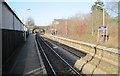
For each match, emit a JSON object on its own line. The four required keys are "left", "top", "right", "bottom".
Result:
{"left": 8, "top": 34, "right": 46, "bottom": 75}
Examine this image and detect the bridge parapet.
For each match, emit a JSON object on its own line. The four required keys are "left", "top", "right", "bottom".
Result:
{"left": 42, "top": 34, "right": 119, "bottom": 74}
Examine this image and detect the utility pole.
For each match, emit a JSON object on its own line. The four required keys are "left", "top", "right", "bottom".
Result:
{"left": 91, "top": 13, "right": 94, "bottom": 36}
{"left": 65, "top": 20, "right": 68, "bottom": 37}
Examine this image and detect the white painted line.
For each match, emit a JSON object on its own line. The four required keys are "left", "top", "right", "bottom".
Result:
{"left": 25, "top": 68, "right": 41, "bottom": 74}
{"left": 25, "top": 66, "right": 45, "bottom": 74}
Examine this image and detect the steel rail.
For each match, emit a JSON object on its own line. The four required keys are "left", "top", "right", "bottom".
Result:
{"left": 40, "top": 37, "right": 83, "bottom": 76}
{"left": 45, "top": 39, "right": 80, "bottom": 58}
{"left": 36, "top": 36, "right": 57, "bottom": 76}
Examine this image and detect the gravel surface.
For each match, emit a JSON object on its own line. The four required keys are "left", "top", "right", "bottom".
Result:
{"left": 43, "top": 38, "right": 87, "bottom": 66}
{"left": 37, "top": 36, "right": 80, "bottom": 75}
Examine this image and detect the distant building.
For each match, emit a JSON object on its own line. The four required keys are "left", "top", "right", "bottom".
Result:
{"left": 50, "top": 19, "right": 68, "bottom": 35}
{"left": 52, "top": 19, "right": 66, "bottom": 25}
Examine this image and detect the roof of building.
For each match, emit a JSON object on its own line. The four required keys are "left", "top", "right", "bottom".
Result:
{"left": 2, "top": 1, "right": 27, "bottom": 28}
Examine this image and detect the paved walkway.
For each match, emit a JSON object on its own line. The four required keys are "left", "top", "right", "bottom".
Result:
{"left": 9, "top": 34, "right": 46, "bottom": 75}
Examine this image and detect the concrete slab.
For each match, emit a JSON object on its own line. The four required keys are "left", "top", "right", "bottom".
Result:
{"left": 9, "top": 34, "right": 46, "bottom": 74}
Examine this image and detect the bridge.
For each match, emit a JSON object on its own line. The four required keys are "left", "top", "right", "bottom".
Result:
{"left": 0, "top": 1, "right": 120, "bottom": 76}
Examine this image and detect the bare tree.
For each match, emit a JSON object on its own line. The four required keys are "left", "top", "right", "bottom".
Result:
{"left": 25, "top": 17, "right": 35, "bottom": 29}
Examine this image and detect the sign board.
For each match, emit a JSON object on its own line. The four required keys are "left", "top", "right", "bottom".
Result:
{"left": 98, "top": 26, "right": 107, "bottom": 30}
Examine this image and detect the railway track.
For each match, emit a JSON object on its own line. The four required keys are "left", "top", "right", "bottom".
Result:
{"left": 36, "top": 34, "right": 83, "bottom": 76}
{"left": 44, "top": 38, "right": 87, "bottom": 58}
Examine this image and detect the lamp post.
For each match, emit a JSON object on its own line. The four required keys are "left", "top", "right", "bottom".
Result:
{"left": 102, "top": 7, "right": 105, "bottom": 26}
{"left": 102, "top": 8, "right": 108, "bottom": 42}
{"left": 96, "top": 4, "right": 105, "bottom": 26}
{"left": 97, "top": 4, "right": 108, "bottom": 43}
{"left": 26, "top": 8, "right": 31, "bottom": 11}
{"left": 22, "top": 8, "right": 31, "bottom": 24}
{"left": 102, "top": 7, "right": 106, "bottom": 42}
{"left": 26, "top": 8, "right": 31, "bottom": 29}
{"left": 23, "top": 8, "right": 31, "bottom": 41}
